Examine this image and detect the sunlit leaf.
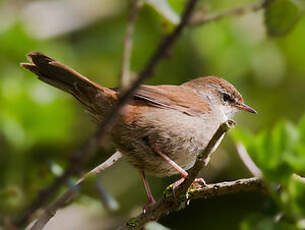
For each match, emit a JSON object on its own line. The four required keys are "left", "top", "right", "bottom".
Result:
{"left": 272, "top": 122, "right": 292, "bottom": 157}
{"left": 233, "top": 116, "right": 305, "bottom": 227}
{"left": 232, "top": 119, "right": 304, "bottom": 183}
{"left": 287, "top": 174, "right": 305, "bottom": 217}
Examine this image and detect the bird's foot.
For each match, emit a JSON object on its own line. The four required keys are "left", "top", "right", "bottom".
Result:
{"left": 191, "top": 178, "right": 206, "bottom": 188}
{"left": 143, "top": 198, "right": 156, "bottom": 214}
{"left": 163, "top": 177, "right": 186, "bottom": 201}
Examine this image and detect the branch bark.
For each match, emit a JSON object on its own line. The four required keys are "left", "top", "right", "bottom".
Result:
{"left": 188, "top": 177, "right": 263, "bottom": 200}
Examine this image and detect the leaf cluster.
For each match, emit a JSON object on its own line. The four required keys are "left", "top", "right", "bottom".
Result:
{"left": 232, "top": 115, "right": 305, "bottom": 229}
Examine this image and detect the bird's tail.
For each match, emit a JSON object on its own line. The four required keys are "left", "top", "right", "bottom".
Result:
{"left": 21, "top": 52, "right": 118, "bottom": 122}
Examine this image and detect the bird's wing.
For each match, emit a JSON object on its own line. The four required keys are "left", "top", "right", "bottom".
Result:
{"left": 133, "top": 85, "right": 210, "bottom": 116}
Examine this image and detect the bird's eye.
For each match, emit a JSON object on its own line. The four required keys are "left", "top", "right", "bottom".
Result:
{"left": 223, "top": 93, "right": 232, "bottom": 103}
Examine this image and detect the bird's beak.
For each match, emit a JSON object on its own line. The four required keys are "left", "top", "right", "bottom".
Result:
{"left": 235, "top": 103, "right": 257, "bottom": 114}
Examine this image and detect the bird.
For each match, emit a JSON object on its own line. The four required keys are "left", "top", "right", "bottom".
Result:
{"left": 21, "top": 52, "right": 256, "bottom": 208}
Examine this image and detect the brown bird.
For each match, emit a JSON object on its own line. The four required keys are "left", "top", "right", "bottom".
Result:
{"left": 21, "top": 52, "right": 256, "bottom": 208}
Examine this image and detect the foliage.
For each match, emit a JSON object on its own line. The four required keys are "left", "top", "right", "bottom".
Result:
{"left": 232, "top": 115, "right": 305, "bottom": 229}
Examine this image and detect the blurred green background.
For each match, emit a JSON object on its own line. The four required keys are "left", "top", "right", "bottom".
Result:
{"left": 0, "top": 0, "right": 305, "bottom": 229}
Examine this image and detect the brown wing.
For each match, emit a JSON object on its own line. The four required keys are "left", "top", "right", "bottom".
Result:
{"left": 133, "top": 85, "right": 210, "bottom": 116}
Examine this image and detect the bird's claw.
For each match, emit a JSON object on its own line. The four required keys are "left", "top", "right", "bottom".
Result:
{"left": 143, "top": 199, "right": 156, "bottom": 214}
{"left": 191, "top": 178, "right": 206, "bottom": 188}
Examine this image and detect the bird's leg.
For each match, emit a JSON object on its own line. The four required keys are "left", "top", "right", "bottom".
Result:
{"left": 140, "top": 171, "right": 156, "bottom": 213}
{"left": 153, "top": 147, "right": 188, "bottom": 190}
{"left": 153, "top": 147, "right": 207, "bottom": 193}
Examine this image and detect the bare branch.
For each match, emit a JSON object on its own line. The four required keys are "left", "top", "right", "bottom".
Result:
{"left": 188, "top": 177, "right": 263, "bottom": 200}
{"left": 121, "top": 0, "right": 143, "bottom": 88}
{"left": 190, "top": 0, "right": 269, "bottom": 26}
{"left": 118, "top": 120, "right": 237, "bottom": 230}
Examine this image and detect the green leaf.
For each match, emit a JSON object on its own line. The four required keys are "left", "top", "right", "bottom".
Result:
{"left": 286, "top": 174, "right": 305, "bottom": 217}
{"left": 284, "top": 142, "right": 305, "bottom": 174}
{"left": 145, "top": 0, "right": 180, "bottom": 25}
{"left": 272, "top": 122, "right": 295, "bottom": 157}
{"left": 234, "top": 117, "right": 305, "bottom": 227}
{"left": 231, "top": 120, "right": 303, "bottom": 183}
{"left": 265, "top": 0, "right": 305, "bottom": 36}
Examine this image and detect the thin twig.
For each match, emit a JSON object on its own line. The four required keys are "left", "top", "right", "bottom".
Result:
{"left": 30, "top": 151, "right": 123, "bottom": 230}
{"left": 189, "top": 0, "right": 269, "bottom": 26}
{"left": 121, "top": 0, "right": 143, "bottom": 88}
{"left": 118, "top": 120, "right": 236, "bottom": 230}
{"left": 235, "top": 142, "right": 262, "bottom": 177}
{"left": 15, "top": 0, "right": 198, "bottom": 229}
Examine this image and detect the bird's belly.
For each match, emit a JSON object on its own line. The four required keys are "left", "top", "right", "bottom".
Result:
{"left": 113, "top": 109, "right": 220, "bottom": 177}
{"left": 118, "top": 134, "right": 204, "bottom": 177}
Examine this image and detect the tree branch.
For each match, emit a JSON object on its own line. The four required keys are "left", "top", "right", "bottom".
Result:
{"left": 14, "top": 0, "right": 198, "bottom": 228}
{"left": 188, "top": 177, "right": 263, "bottom": 200}
{"left": 189, "top": 0, "right": 269, "bottom": 26}
{"left": 118, "top": 120, "right": 238, "bottom": 230}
